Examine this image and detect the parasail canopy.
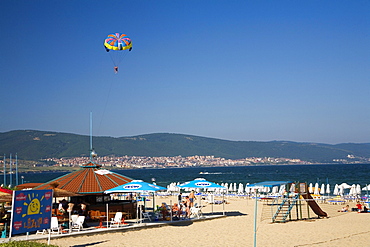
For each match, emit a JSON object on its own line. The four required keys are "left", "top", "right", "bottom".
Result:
{"left": 104, "top": 33, "right": 132, "bottom": 51}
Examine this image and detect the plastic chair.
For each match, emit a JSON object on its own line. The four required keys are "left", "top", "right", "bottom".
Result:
{"left": 71, "top": 216, "right": 85, "bottom": 231}
{"left": 190, "top": 207, "right": 202, "bottom": 218}
{"left": 110, "top": 212, "right": 123, "bottom": 227}
{"left": 142, "top": 212, "right": 152, "bottom": 221}
{"left": 48, "top": 217, "right": 60, "bottom": 234}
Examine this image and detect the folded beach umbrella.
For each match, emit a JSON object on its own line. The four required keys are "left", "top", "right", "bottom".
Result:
{"left": 314, "top": 183, "right": 319, "bottom": 195}
{"left": 237, "top": 183, "right": 244, "bottom": 194}
{"left": 339, "top": 185, "right": 344, "bottom": 195}
{"left": 356, "top": 184, "right": 361, "bottom": 195}
{"left": 320, "top": 184, "right": 326, "bottom": 195}
{"left": 272, "top": 186, "right": 278, "bottom": 194}
{"left": 104, "top": 180, "right": 166, "bottom": 193}
{"left": 326, "top": 184, "right": 331, "bottom": 194}
{"left": 279, "top": 185, "right": 286, "bottom": 195}
{"left": 308, "top": 183, "right": 313, "bottom": 193}
{"left": 349, "top": 184, "right": 356, "bottom": 196}
{"left": 333, "top": 184, "right": 339, "bottom": 195}
{"left": 228, "top": 183, "right": 234, "bottom": 192}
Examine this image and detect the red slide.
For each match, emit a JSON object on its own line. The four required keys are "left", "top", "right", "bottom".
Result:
{"left": 302, "top": 193, "right": 327, "bottom": 217}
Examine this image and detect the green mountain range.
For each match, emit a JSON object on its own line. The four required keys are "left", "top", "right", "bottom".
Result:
{"left": 1, "top": 130, "right": 369, "bottom": 163}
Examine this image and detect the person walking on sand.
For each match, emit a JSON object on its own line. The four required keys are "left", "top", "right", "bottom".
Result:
{"left": 178, "top": 193, "right": 182, "bottom": 205}
{"left": 189, "top": 190, "right": 196, "bottom": 207}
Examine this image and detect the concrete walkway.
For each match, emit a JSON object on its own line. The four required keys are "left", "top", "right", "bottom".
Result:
{"left": 0, "top": 214, "right": 225, "bottom": 244}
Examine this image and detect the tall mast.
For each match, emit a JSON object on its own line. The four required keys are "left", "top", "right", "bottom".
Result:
{"left": 9, "top": 153, "right": 12, "bottom": 187}
{"left": 90, "top": 112, "right": 97, "bottom": 161}
{"left": 3, "top": 155, "right": 5, "bottom": 186}
{"left": 90, "top": 112, "right": 93, "bottom": 161}
{"left": 15, "top": 153, "right": 18, "bottom": 185}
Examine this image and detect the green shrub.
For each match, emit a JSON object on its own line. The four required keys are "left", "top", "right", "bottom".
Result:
{"left": 0, "top": 241, "right": 59, "bottom": 247}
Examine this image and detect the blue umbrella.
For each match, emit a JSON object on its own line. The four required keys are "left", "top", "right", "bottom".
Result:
{"left": 104, "top": 180, "right": 166, "bottom": 193}
{"left": 177, "top": 178, "right": 226, "bottom": 189}
{"left": 104, "top": 180, "right": 166, "bottom": 223}
{"left": 178, "top": 178, "right": 226, "bottom": 215}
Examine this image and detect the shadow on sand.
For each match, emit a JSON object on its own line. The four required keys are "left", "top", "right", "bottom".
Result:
{"left": 224, "top": 211, "right": 247, "bottom": 217}
{"left": 71, "top": 240, "right": 109, "bottom": 247}
{"left": 169, "top": 220, "right": 194, "bottom": 227}
{"left": 204, "top": 211, "right": 247, "bottom": 217}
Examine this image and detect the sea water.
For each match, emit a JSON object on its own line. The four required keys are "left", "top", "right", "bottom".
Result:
{"left": 7, "top": 163, "right": 370, "bottom": 189}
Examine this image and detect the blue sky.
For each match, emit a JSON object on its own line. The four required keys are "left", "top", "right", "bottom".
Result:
{"left": 1, "top": 1, "right": 369, "bottom": 144}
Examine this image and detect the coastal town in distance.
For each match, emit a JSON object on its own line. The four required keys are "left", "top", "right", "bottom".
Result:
{"left": 41, "top": 154, "right": 368, "bottom": 170}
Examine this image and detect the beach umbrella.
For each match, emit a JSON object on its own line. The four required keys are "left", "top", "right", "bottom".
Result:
{"left": 0, "top": 194, "right": 12, "bottom": 202}
{"left": 237, "top": 183, "right": 244, "bottom": 194}
{"left": 339, "top": 185, "right": 344, "bottom": 196}
{"left": 0, "top": 187, "right": 12, "bottom": 194}
{"left": 52, "top": 188, "right": 81, "bottom": 198}
{"left": 105, "top": 180, "right": 167, "bottom": 223}
{"left": 320, "top": 184, "right": 325, "bottom": 195}
{"left": 308, "top": 183, "right": 313, "bottom": 193}
{"left": 356, "top": 184, "right": 361, "bottom": 195}
{"left": 339, "top": 183, "right": 351, "bottom": 189}
{"left": 362, "top": 184, "right": 370, "bottom": 190}
{"left": 349, "top": 184, "right": 356, "bottom": 196}
{"left": 105, "top": 180, "right": 166, "bottom": 193}
{"left": 178, "top": 178, "right": 227, "bottom": 214}
{"left": 279, "top": 185, "right": 286, "bottom": 195}
{"left": 326, "top": 184, "right": 330, "bottom": 194}
{"left": 272, "top": 186, "right": 278, "bottom": 194}
{"left": 0, "top": 188, "right": 13, "bottom": 202}
{"left": 314, "top": 183, "right": 319, "bottom": 195}
{"left": 233, "top": 183, "right": 237, "bottom": 192}
{"left": 333, "top": 184, "right": 339, "bottom": 195}
{"left": 228, "top": 183, "right": 233, "bottom": 192}
{"left": 177, "top": 178, "right": 226, "bottom": 190}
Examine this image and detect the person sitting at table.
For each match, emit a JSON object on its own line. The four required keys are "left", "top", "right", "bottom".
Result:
{"left": 78, "top": 203, "right": 87, "bottom": 216}
{"left": 172, "top": 203, "right": 181, "bottom": 217}
{"left": 67, "top": 203, "right": 74, "bottom": 214}
{"left": 159, "top": 203, "right": 169, "bottom": 220}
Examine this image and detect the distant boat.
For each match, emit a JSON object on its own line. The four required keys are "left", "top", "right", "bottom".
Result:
{"left": 199, "top": 172, "right": 222, "bottom": 175}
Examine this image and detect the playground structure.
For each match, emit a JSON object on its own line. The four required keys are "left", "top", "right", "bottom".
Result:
{"left": 268, "top": 182, "right": 328, "bottom": 223}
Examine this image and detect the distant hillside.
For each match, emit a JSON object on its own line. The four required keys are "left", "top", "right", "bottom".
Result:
{"left": 0, "top": 130, "right": 369, "bottom": 163}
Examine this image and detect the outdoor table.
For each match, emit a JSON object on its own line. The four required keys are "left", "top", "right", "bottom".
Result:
{"left": 95, "top": 216, "right": 107, "bottom": 228}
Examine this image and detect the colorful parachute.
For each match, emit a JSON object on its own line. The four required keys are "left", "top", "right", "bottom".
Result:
{"left": 104, "top": 33, "right": 132, "bottom": 51}
{"left": 104, "top": 33, "right": 132, "bottom": 73}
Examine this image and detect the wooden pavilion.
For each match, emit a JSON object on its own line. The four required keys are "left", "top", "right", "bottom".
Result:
{"left": 34, "top": 161, "right": 136, "bottom": 218}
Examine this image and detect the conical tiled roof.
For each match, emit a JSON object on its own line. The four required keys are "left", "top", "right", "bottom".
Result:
{"left": 34, "top": 162, "right": 132, "bottom": 194}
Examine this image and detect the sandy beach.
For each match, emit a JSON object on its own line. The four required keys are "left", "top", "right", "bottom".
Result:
{"left": 34, "top": 195, "right": 370, "bottom": 247}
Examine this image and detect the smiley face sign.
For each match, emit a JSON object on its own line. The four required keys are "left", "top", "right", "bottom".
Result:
{"left": 11, "top": 190, "right": 53, "bottom": 236}
{"left": 26, "top": 198, "right": 41, "bottom": 215}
